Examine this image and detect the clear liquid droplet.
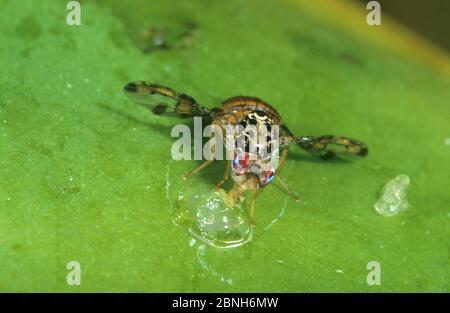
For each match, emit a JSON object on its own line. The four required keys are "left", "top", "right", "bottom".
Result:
{"left": 173, "top": 188, "right": 252, "bottom": 248}
{"left": 374, "top": 174, "right": 410, "bottom": 217}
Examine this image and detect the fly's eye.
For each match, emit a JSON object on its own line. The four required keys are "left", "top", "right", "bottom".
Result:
{"left": 249, "top": 162, "right": 275, "bottom": 188}
{"left": 232, "top": 153, "right": 251, "bottom": 175}
{"left": 258, "top": 168, "right": 275, "bottom": 187}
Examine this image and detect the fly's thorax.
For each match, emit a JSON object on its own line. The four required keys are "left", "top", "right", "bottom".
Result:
{"left": 213, "top": 109, "right": 281, "bottom": 161}
{"left": 220, "top": 96, "right": 282, "bottom": 124}
{"left": 234, "top": 110, "right": 280, "bottom": 160}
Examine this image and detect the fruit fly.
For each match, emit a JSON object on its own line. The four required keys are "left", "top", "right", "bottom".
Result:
{"left": 123, "top": 81, "right": 368, "bottom": 225}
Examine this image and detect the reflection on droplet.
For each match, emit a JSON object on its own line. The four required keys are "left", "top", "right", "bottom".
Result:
{"left": 172, "top": 188, "right": 252, "bottom": 248}
{"left": 165, "top": 159, "right": 252, "bottom": 248}
{"left": 188, "top": 190, "right": 252, "bottom": 248}
{"left": 374, "top": 174, "right": 410, "bottom": 217}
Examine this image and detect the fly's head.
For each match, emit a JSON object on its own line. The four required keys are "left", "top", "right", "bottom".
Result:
{"left": 230, "top": 152, "right": 276, "bottom": 188}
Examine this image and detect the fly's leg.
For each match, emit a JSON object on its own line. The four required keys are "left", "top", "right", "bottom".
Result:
{"left": 249, "top": 181, "right": 265, "bottom": 226}
{"left": 276, "top": 176, "right": 300, "bottom": 202}
{"left": 250, "top": 180, "right": 258, "bottom": 226}
{"left": 214, "top": 161, "right": 231, "bottom": 191}
{"left": 250, "top": 198, "right": 256, "bottom": 226}
{"left": 182, "top": 160, "right": 215, "bottom": 179}
{"left": 275, "top": 147, "right": 289, "bottom": 175}
{"left": 274, "top": 146, "right": 300, "bottom": 202}
{"left": 182, "top": 121, "right": 223, "bottom": 180}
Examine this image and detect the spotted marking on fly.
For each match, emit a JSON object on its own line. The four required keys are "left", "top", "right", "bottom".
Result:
{"left": 235, "top": 110, "right": 278, "bottom": 159}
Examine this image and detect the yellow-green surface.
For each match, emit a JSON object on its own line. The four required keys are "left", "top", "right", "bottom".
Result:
{"left": 0, "top": 0, "right": 449, "bottom": 291}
